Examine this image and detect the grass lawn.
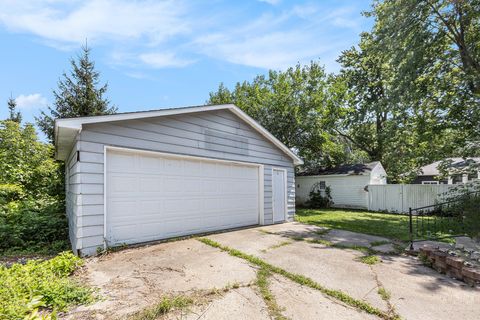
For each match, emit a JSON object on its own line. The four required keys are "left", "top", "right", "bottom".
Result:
{"left": 295, "top": 208, "right": 411, "bottom": 242}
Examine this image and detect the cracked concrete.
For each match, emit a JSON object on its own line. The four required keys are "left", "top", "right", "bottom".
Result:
{"left": 64, "top": 222, "right": 480, "bottom": 320}
{"left": 268, "top": 274, "right": 378, "bottom": 319}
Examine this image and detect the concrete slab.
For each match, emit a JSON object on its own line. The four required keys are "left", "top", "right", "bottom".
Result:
{"left": 322, "top": 229, "right": 390, "bottom": 248}
{"left": 269, "top": 274, "right": 379, "bottom": 320}
{"left": 371, "top": 243, "right": 396, "bottom": 254}
{"left": 209, "top": 226, "right": 389, "bottom": 313}
{"left": 64, "top": 222, "right": 480, "bottom": 320}
{"left": 374, "top": 254, "right": 480, "bottom": 320}
{"left": 176, "top": 287, "right": 270, "bottom": 320}
{"left": 65, "top": 239, "right": 257, "bottom": 319}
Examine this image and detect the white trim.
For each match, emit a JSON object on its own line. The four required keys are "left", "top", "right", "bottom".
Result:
{"left": 103, "top": 145, "right": 107, "bottom": 249}
{"left": 106, "top": 145, "right": 262, "bottom": 167}
{"left": 55, "top": 104, "right": 303, "bottom": 165}
{"left": 103, "top": 146, "right": 265, "bottom": 245}
{"left": 259, "top": 165, "right": 265, "bottom": 225}
{"left": 272, "top": 167, "right": 288, "bottom": 223}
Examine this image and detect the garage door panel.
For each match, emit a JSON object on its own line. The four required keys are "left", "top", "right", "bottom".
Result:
{"left": 201, "top": 162, "right": 217, "bottom": 176}
{"left": 139, "top": 154, "right": 163, "bottom": 171}
{"left": 109, "top": 175, "right": 138, "bottom": 192}
{"left": 106, "top": 149, "right": 260, "bottom": 245}
{"left": 163, "top": 198, "right": 203, "bottom": 214}
{"left": 108, "top": 152, "right": 136, "bottom": 171}
{"left": 139, "top": 177, "right": 163, "bottom": 192}
{"left": 139, "top": 200, "right": 162, "bottom": 213}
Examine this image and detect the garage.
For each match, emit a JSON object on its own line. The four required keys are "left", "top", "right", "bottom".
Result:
{"left": 55, "top": 104, "right": 302, "bottom": 256}
{"left": 106, "top": 148, "right": 261, "bottom": 245}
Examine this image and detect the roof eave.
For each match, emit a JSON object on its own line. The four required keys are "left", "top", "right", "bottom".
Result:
{"left": 54, "top": 104, "right": 304, "bottom": 165}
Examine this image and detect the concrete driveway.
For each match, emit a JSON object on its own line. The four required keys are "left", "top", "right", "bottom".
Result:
{"left": 66, "top": 223, "right": 480, "bottom": 320}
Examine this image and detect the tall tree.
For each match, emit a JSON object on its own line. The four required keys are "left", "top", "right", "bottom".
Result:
{"left": 7, "top": 96, "right": 22, "bottom": 123}
{"left": 370, "top": 0, "right": 480, "bottom": 142}
{"left": 335, "top": 33, "right": 452, "bottom": 181}
{"left": 359, "top": 0, "right": 480, "bottom": 178}
{"left": 208, "top": 62, "right": 366, "bottom": 169}
{"left": 37, "top": 44, "right": 117, "bottom": 142}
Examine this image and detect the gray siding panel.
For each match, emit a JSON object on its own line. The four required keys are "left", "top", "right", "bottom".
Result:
{"left": 65, "top": 138, "right": 80, "bottom": 253}
{"left": 69, "top": 109, "right": 296, "bottom": 256}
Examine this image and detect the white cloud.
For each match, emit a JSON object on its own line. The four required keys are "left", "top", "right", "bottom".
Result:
{"left": 258, "top": 0, "right": 281, "bottom": 5}
{"left": 139, "top": 52, "right": 195, "bottom": 68}
{"left": 0, "top": 1, "right": 367, "bottom": 71}
{"left": 15, "top": 93, "right": 48, "bottom": 109}
{"left": 0, "top": 0, "right": 189, "bottom": 46}
{"left": 193, "top": 4, "right": 360, "bottom": 70}
{"left": 195, "top": 31, "right": 329, "bottom": 70}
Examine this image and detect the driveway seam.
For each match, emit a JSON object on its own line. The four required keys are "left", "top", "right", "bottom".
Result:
{"left": 197, "top": 237, "right": 397, "bottom": 320}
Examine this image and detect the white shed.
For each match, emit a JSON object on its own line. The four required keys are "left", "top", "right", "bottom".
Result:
{"left": 296, "top": 162, "right": 387, "bottom": 209}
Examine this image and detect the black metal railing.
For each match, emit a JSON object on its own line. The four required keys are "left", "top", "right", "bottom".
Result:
{"left": 408, "top": 191, "right": 479, "bottom": 250}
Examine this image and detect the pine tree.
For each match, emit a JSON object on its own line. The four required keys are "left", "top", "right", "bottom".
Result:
{"left": 7, "top": 96, "right": 22, "bottom": 123}
{"left": 37, "top": 44, "right": 117, "bottom": 142}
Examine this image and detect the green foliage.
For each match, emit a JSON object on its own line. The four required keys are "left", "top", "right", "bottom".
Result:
{"left": 129, "top": 296, "right": 193, "bottom": 320}
{"left": 7, "top": 97, "right": 22, "bottom": 123}
{"left": 0, "top": 120, "right": 67, "bottom": 255}
{"left": 306, "top": 184, "right": 333, "bottom": 209}
{"left": 442, "top": 183, "right": 480, "bottom": 240}
{"left": 377, "top": 287, "right": 391, "bottom": 301}
{"left": 295, "top": 208, "right": 411, "bottom": 241}
{"left": 0, "top": 184, "right": 24, "bottom": 204}
{"left": 0, "top": 121, "right": 63, "bottom": 199}
{"left": 208, "top": 61, "right": 366, "bottom": 169}
{"left": 0, "top": 199, "right": 68, "bottom": 254}
{"left": 37, "top": 45, "right": 117, "bottom": 142}
{"left": 208, "top": 0, "right": 478, "bottom": 180}
{"left": 359, "top": 255, "right": 381, "bottom": 265}
{"left": 353, "top": 0, "right": 480, "bottom": 179}
{"left": 0, "top": 252, "right": 94, "bottom": 319}
{"left": 256, "top": 268, "right": 287, "bottom": 320}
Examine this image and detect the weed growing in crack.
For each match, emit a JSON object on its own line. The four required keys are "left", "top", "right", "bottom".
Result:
{"left": 261, "top": 241, "right": 294, "bottom": 253}
{"left": 256, "top": 268, "right": 287, "bottom": 320}
{"left": 359, "top": 255, "right": 381, "bottom": 265}
{"left": 378, "top": 287, "right": 391, "bottom": 301}
{"left": 129, "top": 296, "right": 193, "bottom": 320}
{"left": 198, "top": 237, "right": 396, "bottom": 320}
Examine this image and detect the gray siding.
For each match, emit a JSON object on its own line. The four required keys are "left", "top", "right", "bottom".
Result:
{"left": 65, "top": 137, "right": 80, "bottom": 253}
{"left": 70, "top": 109, "right": 296, "bottom": 256}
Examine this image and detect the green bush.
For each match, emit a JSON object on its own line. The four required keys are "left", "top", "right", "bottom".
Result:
{"left": 0, "top": 121, "right": 68, "bottom": 255}
{"left": 0, "top": 199, "right": 68, "bottom": 255}
{"left": 448, "top": 193, "right": 480, "bottom": 240}
{"left": 440, "top": 182, "right": 480, "bottom": 240}
{"left": 306, "top": 184, "right": 333, "bottom": 208}
{"left": 0, "top": 252, "right": 94, "bottom": 319}
{"left": 0, "top": 184, "right": 24, "bottom": 204}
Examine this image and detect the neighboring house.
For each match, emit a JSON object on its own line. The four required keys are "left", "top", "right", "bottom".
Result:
{"left": 55, "top": 104, "right": 303, "bottom": 256}
{"left": 296, "top": 162, "right": 387, "bottom": 209}
{"left": 412, "top": 158, "right": 480, "bottom": 184}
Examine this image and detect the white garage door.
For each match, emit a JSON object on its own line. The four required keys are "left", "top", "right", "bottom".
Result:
{"left": 106, "top": 148, "right": 260, "bottom": 245}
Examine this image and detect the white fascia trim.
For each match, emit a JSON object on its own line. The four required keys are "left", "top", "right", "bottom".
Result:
{"left": 55, "top": 104, "right": 304, "bottom": 165}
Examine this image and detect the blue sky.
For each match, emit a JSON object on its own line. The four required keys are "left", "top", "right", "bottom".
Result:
{"left": 0, "top": 0, "right": 372, "bottom": 133}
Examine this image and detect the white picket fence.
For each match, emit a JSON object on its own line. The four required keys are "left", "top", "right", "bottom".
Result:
{"left": 367, "top": 184, "right": 455, "bottom": 213}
